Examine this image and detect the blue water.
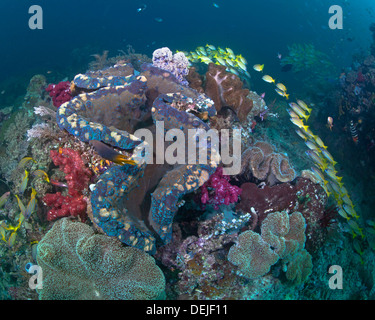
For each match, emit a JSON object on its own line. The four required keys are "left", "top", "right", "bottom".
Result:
{"left": 1, "top": 0, "right": 374, "bottom": 90}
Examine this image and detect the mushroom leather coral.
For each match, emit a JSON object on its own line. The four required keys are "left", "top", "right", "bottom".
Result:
{"left": 36, "top": 218, "right": 166, "bottom": 300}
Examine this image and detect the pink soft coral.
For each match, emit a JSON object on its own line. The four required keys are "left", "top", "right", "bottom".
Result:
{"left": 200, "top": 167, "right": 242, "bottom": 210}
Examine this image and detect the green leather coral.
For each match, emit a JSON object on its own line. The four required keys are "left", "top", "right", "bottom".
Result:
{"left": 36, "top": 218, "right": 165, "bottom": 300}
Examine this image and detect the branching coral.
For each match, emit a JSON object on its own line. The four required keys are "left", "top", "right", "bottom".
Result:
{"left": 36, "top": 218, "right": 166, "bottom": 300}
{"left": 240, "top": 141, "right": 296, "bottom": 185}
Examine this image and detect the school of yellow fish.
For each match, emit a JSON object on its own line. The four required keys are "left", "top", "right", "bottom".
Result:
{"left": 0, "top": 157, "right": 48, "bottom": 248}
{"left": 251, "top": 61, "right": 366, "bottom": 249}
{"left": 180, "top": 44, "right": 250, "bottom": 78}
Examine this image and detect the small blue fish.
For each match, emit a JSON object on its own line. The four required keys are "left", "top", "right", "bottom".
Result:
{"left": 154, "top": 17, "right": 163, "bottom": 22}
{"left": 213, "top": 3, "right": 219, "bottom": 8}
{"left": 137, "top": 4, "right": 147, "bottom": 13}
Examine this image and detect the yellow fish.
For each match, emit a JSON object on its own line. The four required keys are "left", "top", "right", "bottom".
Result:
{"left": 305, "top": 150, "right": 326, "bottom": 170}
{"left": 311, "top": 166, "right": 326, "bottom": 184}
{"left": 343, "top": 204, "right": 360, "bottom": 219}
{"left": 314, "top": 136, "right": 327, "bottom": 150}
{"left": 214, "top": 55, "right": 227, "bottom": 66}
{"left": 15, "top": 194, "right": 26, "bottom": 216}
{"left": 206, "top": 44, "right": 216, "bottom": 51}
{"left": 290, "top": 117, "right": 308, "bottom": 131}
{"left": 296, "top": 99, "right": 312, "bottom": 114}
{"left": 262, "top": 75, "right": 275, "bottom": 83}
{"left": 18, "top": 170, "right": 29, "bottom": 195}
{"left": 0, "top": 192, "right": 10, "bottom": 208}
{"left": 276, "top": 83, "right": 287, "bottom": 92}
{"left": 17, "top": 157, "right": 36, "bottom": 169}
{"left": 347, "top": 219, "right": 364, "bottom": 238}
{"left": 236, "top": 60, "right": 247, "bottom": 72}
{"left": 303, "top": 127, "right": 318, "bottom": 140}
{"left": 24, "top": 188, "right": 37, "bottom": 219}
{"left": 320, "top": 149, "right": 337, "bottom": 166}
{"left": 7, "top": 231, "right": 17, "bottom": 248}
{"left": 338, "top": 207, "right": 350, "bottom": 221}
{"left": 275, "top": 88, "right": 289, "bottom": 99}
{"left": 305, "top": 140, "right": 320, "bottom": 153}
{"left": 218, "top": 47, "right": 226, "bottom": 55}
{"left": 353, "top": 239, "right": 364, "bottom": 256}
{"left": 253, "top": 64, "right": 264, "bottom": 72}
{"left": 321, "top": 184, "right": 331, "bottom": 197}
{"left": 32, "top": 169, "right": 50, "bottom": 183}
{"left": 289, "top": 102, "right": 309, "bottom": 121}
{"left": 199, "top": 56, "right": 213, "bottom": 64}
{"left": 226, "top": 48, "right": 236, "bottom": 60}
{"left": 229, "top": 68, "right": 239, "bottom": 76}
{"left": 196, "top": 46, "right": 206, "bottom": 56}
{"left": 237, "top": 54, "right": 247, "bottom": 65}
{"left": 225, "top": 57, "right": 235, "bottom": 67}
{"left": 295, "top": 129, "right": 308, "bottom": 141}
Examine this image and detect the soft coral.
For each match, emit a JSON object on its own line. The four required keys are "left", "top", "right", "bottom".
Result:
{"left": 43, "top": 148, "right": 92, "bottom": 221}
{"left": 200, "top": 166, "right": 242, "bottom": 210}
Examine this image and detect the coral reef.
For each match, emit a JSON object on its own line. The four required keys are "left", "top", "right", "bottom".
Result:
{"left": 240, "top": 141, "right": 296, "bottom": 185}
{"left": 156, "top": 212, "right": 254, "bottom": 299}
{"left": 36, "top": 218, "right": 166, "bottom": 299}
{"left": 3, "top": 45, "right": 372, "bottom": 301}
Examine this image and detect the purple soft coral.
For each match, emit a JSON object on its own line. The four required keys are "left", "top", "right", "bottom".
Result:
{"left": 200, "top": 167, "right": 242, "bottom": 210}
{"left": 152, "top": 47, "right": 189, "bottom": 86}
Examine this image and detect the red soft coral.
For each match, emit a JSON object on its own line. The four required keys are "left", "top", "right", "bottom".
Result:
{"left": 43, "top": 148, "right": 92, "bottom": 221}
{"left": 46, "top": 81, "right": 72, "bottom": 108}
{"left": 43, "top": 192, "right": 87, "bottom": 221}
